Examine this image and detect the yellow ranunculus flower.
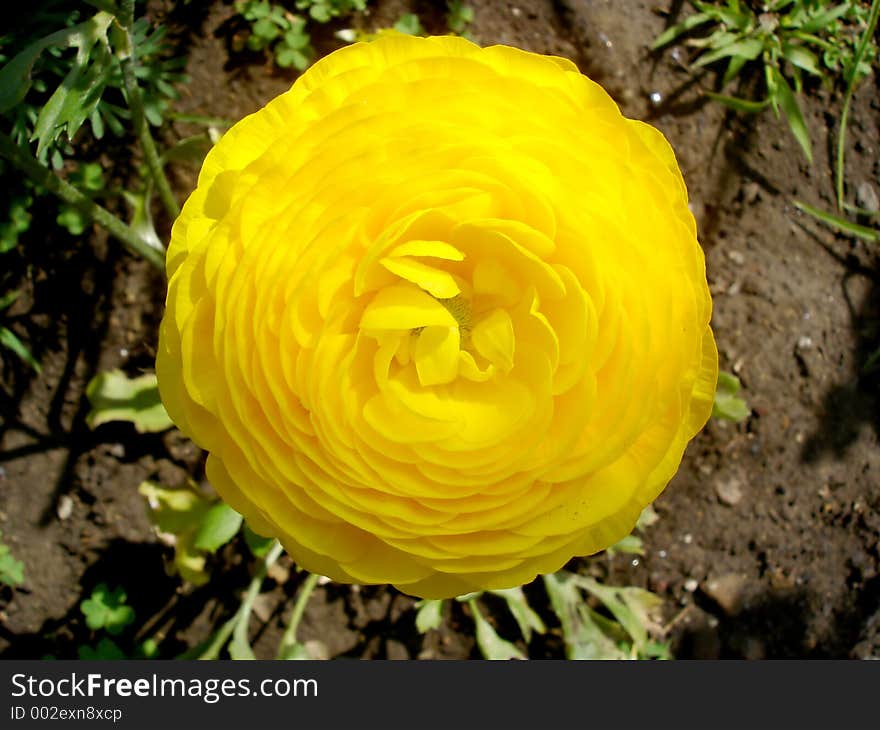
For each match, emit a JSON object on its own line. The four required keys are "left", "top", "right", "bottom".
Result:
{"left": 157, "top": 34, "right": 717, "bottom": 599}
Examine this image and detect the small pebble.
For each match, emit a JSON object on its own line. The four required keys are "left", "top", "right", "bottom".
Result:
{"left": 743, "top": 182, "right": 761, "bottom": 204}
{"left": 56, "top": 495, "right": 74, "bottom": 521}
{"left": 649, "top": 91, "right": 663, "bottom": 105}
{"left": 727, "top": 250, "right": 745, "bottom": 266}
{"left": 703, "top": 573, "right": 750, "bottom": 616}
{"left": 107, "top": 443, "right": 125, "bottom": 459}
{"left": 715, "top": 477, "right": 743, "bottom": 507}
{"left": 683, "top": 533, "right": 693, "bottom": 544}
{"left": 684, "top": 578, "right": 699, "bottom": 593}
{"left": 856, "top": 181, "right": 879, "bottom": 213}
{"left": 797, "top": 336, "right": 813, "bottom": 351}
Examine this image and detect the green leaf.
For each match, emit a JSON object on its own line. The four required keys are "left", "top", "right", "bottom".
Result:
{"left": 394, "top": 13, "right": 425, "bottom": 36}
{"left": 137, "top": 638, "right": 159, "bottom": 659}
{"left": 278, "top": 642, "right": 310, "bottom": 660}
{"left": 712, "top": 370, "right": 750, "bottom": 422}
{"left": 0, "top": 327, "right": 41, "bottom": 373}
{"left": 230, "top": 608, "right": 257, "bottom": 660}
{"left": 85, "top": 370, "right": 173, "bottom": 433}
{"left": 81, "top": 583, "right": 136, "bottom": 635}
{"left": 652, "top": 12, "right": 713, "bottom": 49}
{"left": 414, "top": 599, "right": 444, "bottom": 633}
{"left": 572, "top": 576, "right": 664, "bottom": 656}
{"left": 489, "top": 587, "right": 546, "bottom": 643}
{"left": 781, "top": 43, "right": 822, "bottom": 76}
{"left": 542, "top": 573, "right": 626, "bottom": 660}
{"left": 468, "top": 599, "right": 525, "bottom": 660}
{"left": 275, "top": 46, "right": 311, "bottom": 70}
{"left": 693, "top": 37, "right": 765, "bottom": 68}
{"left": 138, "top": 481, "right": 213, "bottom": 537}
{"left": 78, "top": 637, "right": 126, "bottom": 660}
{"left": 122, "top": 188, "right": 164, "bottom": 256}
{"left": 793, "top": 201, "right": 878, "bottom": 242}
{"left": 193, "top": 503, "right": 243, "bottom": 552}
{"left": 798, "top": 4, "right": 851, "bottom": 34}
{"left": 0, "top": 533, "right": 25, "bottom": 587}
{"left": 705, "top": 92, "right": 770, "bottom": 113}
{"left": 243, "top": 525, "right": 275, "bottom": 558}
{"left": 0, "top": 12, "right": 113, "bottom": 114}
{"left": 0, "top": 195, "right": 33, "bottom": 253}
{"left": 56, "top": 205, "right": 90, "bottom": 236}
{"left": 607, "top": 534, "right": 644, "bottom": 556}
{"left": 771, "top": 67, "right": 812, "bottom": 163}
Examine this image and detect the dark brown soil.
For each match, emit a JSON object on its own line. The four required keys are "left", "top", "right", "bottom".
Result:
{"left": 1, "top": 0, "right": 878, "bottom": 660}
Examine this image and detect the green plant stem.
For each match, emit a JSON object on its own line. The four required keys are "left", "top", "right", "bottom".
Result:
{"left": 277, "top": 572, "right": 320, "bottom": 658}
{"left": 118, "top": 0, "right": 180, "bottom": 221}
{"left": 198, "top": 540, "right": 284, "bottom": 660}
{"left": 167, "top": 112, "right": 233, "bottom": 128}
{"left": 835, "top": 0, "right": 879, "bottom": 211}
{"left": 0, "top": 130, "right": 165, "bottom": 270}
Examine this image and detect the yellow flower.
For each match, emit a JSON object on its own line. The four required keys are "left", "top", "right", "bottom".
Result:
{"left": 157, "top": 34, "right": 717, "bottom": 599}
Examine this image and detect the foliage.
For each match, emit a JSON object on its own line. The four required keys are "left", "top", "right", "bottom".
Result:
{"left": 446, "top": 0, "right": 475, "bottom": 36}
{"left": 415, "top": 562, "right": 669, "bottom": 660}
{"left": 85, "top": 369, "right": 174, "bottom": 433}
{"left": 653, "top": 0, "right": 878, "bottom": 162}
{"left": 56, "top": 161, "right": 106, "bottom": 235}
{"left": 235, "top": 0, "right": 314, "bottom": 70}
{"left": 0, "top": 531, "right": 25, "bottom": 588}
{"left": 0, "top": 5, "right": 187, "bottom": 169}
{"left": 138, "top": 480, "right": 236, "bottom": 586}
{"left": 713, "top": 370, "right": 750, "bottom": 422}
{"left": 80, "top": 583, "right": 136, "bottom": 635}
{"left": 235, "top": 0, "right": 369, "bottom": 70}
{"left": 393, "top": 13, "right": 425, "bottom": 36}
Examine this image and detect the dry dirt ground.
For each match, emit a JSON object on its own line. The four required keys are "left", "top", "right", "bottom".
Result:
{"left": 1, "top": 0, "right": 878, "bottom": 659}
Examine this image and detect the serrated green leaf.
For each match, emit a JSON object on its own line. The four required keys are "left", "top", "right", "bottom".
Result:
{"left": 0, "top": 12, "right": 112, "bottom": 114}
{"left": 542, "top": 573, "right": 626, "bottom": 660}
{"left": 468, "top": 599, "right": 524, "bottom": 660}
{"left": 489, "top": 587, "right": 546, "bottom": 642}
{"left": 712, "top": 370, "right": 750, "bottom": 422}
{"left": 85, "top": 370, "right": 173, "bottom": 433}
{"left": 81, "top": 583, "right": 136, "bottom": 635}
{"left": 193, "top": 503, "right": 243, "bottom": 552}
{"left": 414, "top": 599, "right": 444, "bottom": 633}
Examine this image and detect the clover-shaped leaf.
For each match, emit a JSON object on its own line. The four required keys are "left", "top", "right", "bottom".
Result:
{"left": 78, "top": 636, "right": 126, "bottom": 660}
{"left": 81, "top": 583, "right": 135, "bottom": 635}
